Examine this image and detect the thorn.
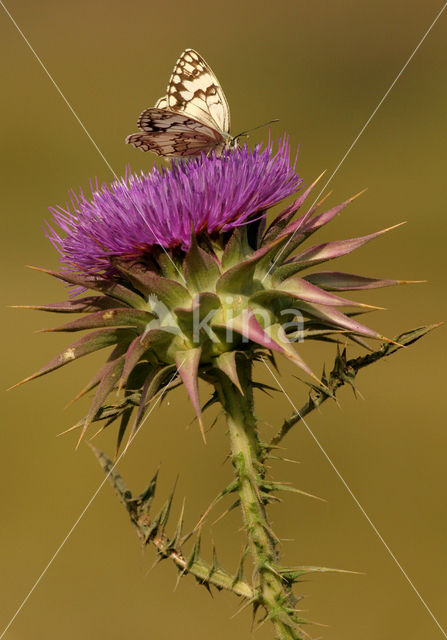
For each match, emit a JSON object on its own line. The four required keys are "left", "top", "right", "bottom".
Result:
{"left": 253, "top": 613, "right": 270, "bottom": 633}
{"left": 56, "top": 421, "right": 82, "bottom": 437}
{"left": 173, "top": 571, "right": 184, "bottom": 592}
{"left": 171, "top": 497, "right": 186, "bottom": 547}
{"left": 211, "top": 500, "right": 240, "bottom": 526}
{"left": 347, "top": 187, "right": 368, "bottom": 203}
{"left": 75, "top": 423, "right": 90, "bottom": 450}
{"left": 230, "top": 596, "right": 256, "bottom": 619}
{"left": 198, "top": 416, "right": 207, "bottom": 444}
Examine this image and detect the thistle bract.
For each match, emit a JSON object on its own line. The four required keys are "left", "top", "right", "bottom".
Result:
{"left": 18, "top": 138, "right": 404, "bottom": 448}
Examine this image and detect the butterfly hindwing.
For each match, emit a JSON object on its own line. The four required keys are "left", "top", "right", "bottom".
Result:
{"left": 127, "top": 110, "right": 223, "bottom": 157}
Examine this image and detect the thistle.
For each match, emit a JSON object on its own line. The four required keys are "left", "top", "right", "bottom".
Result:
{"left": 13, "top": 137, "right": 420, "bottom": 639}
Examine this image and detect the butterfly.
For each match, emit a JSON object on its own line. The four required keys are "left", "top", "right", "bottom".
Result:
{"left": 126, "top": 49, "right": 233, "bottom": 158}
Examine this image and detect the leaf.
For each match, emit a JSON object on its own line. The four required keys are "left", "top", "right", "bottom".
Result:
{"left": 214, "top": 308, "right": 285, "bottom": 355}
{"left": 10, "top": 328, "right": 135, "bottom": 389}
{"left": 11, "top": 296, "right": 124, "bottom": 314}
{"left": 216, "top": 239, "right": 282, "bottom": 296}
{"left": 280, "top": 565, "right": 360, "bottom": 578}
{"left": 262, "top": 172, "right": 325, "bottom": 242}
{"left": 273, "top": 276, "right": 381, "bottom": 309}
{"left": 214, "top": 351, "right": 243, "bottom": 394}
{"left": 119, "top": 334, "right": 151, "bottom": 390}
{"left": 221, "top": 226, "right": 252, "bottom": 270}
{"left": 114, "top": 261, "right": 191, "bottom": 308}
{"left": 76, "top": 353, "right": 126, "bottom": 447}
{"left": 175, "top": 348, "right": 204, "bottom": 441}
{"left": 124, "top": 369, "right": 160, "bottom": 447}
{"left": 290, "top": 223, "right": 404, "bottom": 270}
{"left": 263, "top": 323, "right": 323, "bottom": 386}
{"left": 28, "top": 266, "right": 146, "bottom": 309}
{"left": 298, "top": 190, "right": 366, "bottom": 236}
{"left": 40, "top": 308, "right": 154, "bottom": 332}
{"left": 174, "top": 293, "right": 221, "bottom": 343}
{"left": 89, "top": 445, "right": 133, "bottom": 507}
{"left": 304, "top": 271, "right": 418, "bottom": 291}
{"left": 292, "top": 300, "right": 385, "bottom": 340}
{"left": 183, "top": 236, "right": 221, "bottom": 293}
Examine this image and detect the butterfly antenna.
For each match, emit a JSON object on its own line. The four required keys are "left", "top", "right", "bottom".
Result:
{"left": 234, "top": 118, "right": 280, "bottom": 141}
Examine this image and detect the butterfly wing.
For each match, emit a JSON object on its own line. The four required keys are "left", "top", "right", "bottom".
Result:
{"left": 126, "top": 108, "right": 224, "bottom": 157}
{"left": 154, "top": 95, "right": 168, "bottom": 109}
{"left": 165, "top": 49, "right": 230, "bottom": 135}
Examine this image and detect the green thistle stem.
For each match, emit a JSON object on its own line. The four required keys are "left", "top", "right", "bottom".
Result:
{"left": 214, "top": 358, "right": 303, "bottom": 640}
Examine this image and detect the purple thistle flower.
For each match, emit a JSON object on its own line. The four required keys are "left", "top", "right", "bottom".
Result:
{"left": 15, "top": 135, "right": 410, "bottom": 451}
{"left": 47, "top": 137, "right": 301, "bottom": 275}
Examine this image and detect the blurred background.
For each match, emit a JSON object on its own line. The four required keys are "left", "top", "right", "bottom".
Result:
{"left": 1, "top": 1, "right": 446, "bottom": 638}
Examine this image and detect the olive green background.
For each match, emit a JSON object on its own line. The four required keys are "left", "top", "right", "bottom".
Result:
{"left": 1, "top": 1, "right": 446, "bottom": 639}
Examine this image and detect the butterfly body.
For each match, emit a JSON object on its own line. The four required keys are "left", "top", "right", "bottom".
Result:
{"left": 126, "top": 49, "right": 232, "bottom": 158}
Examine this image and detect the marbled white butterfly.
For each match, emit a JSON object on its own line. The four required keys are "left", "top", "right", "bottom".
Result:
{"left": 126, "top": 49, "right": 233, "bottom": 158}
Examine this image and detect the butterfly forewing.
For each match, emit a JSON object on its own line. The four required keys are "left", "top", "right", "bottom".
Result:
{"left": 126, "top": 48, "right": 231, "bottom": 158}
{"left": 166, "top": 49, "right": 230, "bottom": 134}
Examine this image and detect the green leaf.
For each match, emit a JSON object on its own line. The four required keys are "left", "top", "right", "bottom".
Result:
{"left": 214, "top": 351, "right": 243, "bottom": 394}
{"left": 221, "top": 226, "right": 252, "bottom": 270}
{"left": 114, "top": 261, "right": 191, "bottom": 308}
{"left": 184, "top": 236, "right": 221, "bottom": 293}
{"left": 174, "top": 292, "right": 221, "bottom": 344}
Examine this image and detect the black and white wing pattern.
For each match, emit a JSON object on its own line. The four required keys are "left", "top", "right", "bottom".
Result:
{"left": 126, "top": 49, "right": 232, "bottom": 158}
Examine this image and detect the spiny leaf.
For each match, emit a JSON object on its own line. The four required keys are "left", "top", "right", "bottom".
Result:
{"left": 114, "top": 260, "right": 191, "bottom": 307}
{"left": 233, "top": 545, "right": 250, "bottom": 586}
{"left": 122, "top": 369, "right": 159, "bottom": 449}
{"left": 12, "top": 295, "right": 124, "bottom": 314}
{"left": 290, "top": 223, "right": 404, "bottom": 270}
{"left": 262, "top": 323, "right": 324, "bottom": 388}
{"left": 40, "top": 308, "right": 153, "bottom": 333}
{"left": 173, "top": 292, "right": 221, "bottom": 341}
{"left": 28, "top": 266, "right": 146, "bottom": 309}
{"left": 271, "top": 323, "right": 442, "bottom": 446}
{"left": 89, "top": 445, "right": 133, "bottom": 507}
{"left": 184, "top": 234, "right": 221, "bottom": 293}
{"left": 214, "top": 351, "right": 243, "bottom": 394}
{"left": 262, "top": 482, "right": 325, "bottom": 502}
{"left": 216, "top": 238, "right": 282, "bottom": 296}
{"left": 279, "top": 565, "right": 362, "bottom": 580}
{"left": 262, "top": 172, "right": 325, "bottom": 242}
{"left": 169, "top": 499, "right": 185, "bottom": 549}
{"left": 175, "top": 347, "right": 204, "bottom": 442}
{"left": 115, "top": 407, "right": 133, "bottom": 458}
{"left": 186, "top": 533, "right": 202, "bottom": 572}
{"left": 66, "top": 343, "right": 125, "bottom": 407}
{"left": 10, "top": 328, "right": 135, "bottom": 389}
{"left": 221, "top": 226, "right": 252, "bottom": 270}
{"left": 118, "top": 334, "right": 151, "bottom": 391}
{"left": 292, "top": 300, "right": 387, "bottom": 340}
{"left": 131, "top": 468, "right": 159, "bottom": 517}
{"left": 76, "top": 352, "right": 126, "bottom": 448}
{"left": 272, "top": 276, "right": 382, "bottom": 309}
{"left": 304, "top": 271, "right": 421, "bottom": 291}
